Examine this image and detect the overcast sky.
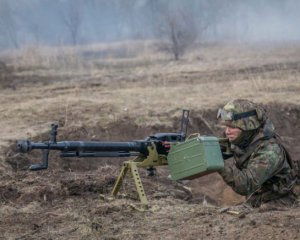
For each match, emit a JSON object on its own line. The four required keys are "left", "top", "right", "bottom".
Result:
{"left": 0, "top": 0, "right": 299, "bottom": 49}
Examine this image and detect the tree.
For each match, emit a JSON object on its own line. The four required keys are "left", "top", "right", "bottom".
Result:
{"left": 157, "top": 9, "right": 197, "bottom": 60}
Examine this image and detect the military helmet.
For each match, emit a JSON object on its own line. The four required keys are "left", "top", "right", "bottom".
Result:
{"left": 217, "top": 99, "right": 267, "bottom": 131}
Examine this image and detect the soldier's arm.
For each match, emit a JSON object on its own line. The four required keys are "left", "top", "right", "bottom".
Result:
{"left": 220, "top": 142, "right": 284, "bottom": 196}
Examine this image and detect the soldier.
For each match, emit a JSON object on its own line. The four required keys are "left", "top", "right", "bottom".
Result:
{"left": 217, "top": 99, "right": 298, "bottom": 209}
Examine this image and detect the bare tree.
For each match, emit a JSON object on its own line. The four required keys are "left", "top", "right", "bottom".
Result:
{"left": 0, "top": 0, "right": 18, "bottom": 48}
{"left": 61, "top": 0, "right": 83, "bottom": 45}
{"left": 157, "top": 9, "right": 197, "bottom": 60}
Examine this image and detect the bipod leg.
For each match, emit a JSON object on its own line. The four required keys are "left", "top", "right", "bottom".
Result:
{"left": 111, "top": 162, "right": 129, "bottom": 197}
{"left": 111, "top": 161, "right": 148, "bottom": 207}
{"left": 128, "top": 162, "right": 148, "bottom": 206}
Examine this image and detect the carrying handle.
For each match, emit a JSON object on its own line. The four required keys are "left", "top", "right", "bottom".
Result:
{"left": 186, "top": 133, "right": 200, "bottom": 140}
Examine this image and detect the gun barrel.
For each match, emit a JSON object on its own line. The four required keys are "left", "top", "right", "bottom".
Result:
{"left": 17, "top": 140, "right": 150, "bottom": 154}
{"left": 60, "top": 151, "right": 140, "bottom": 158}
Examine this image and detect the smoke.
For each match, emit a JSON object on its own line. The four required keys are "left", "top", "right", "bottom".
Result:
{"left": 218, "top": 1, "right": 300, "bottom": 42}
{"left": 0, "top": 0, "right": 299, "bottom": 49}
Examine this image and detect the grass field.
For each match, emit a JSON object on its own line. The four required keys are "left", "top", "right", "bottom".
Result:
{"left": 0, "top": 41, "right": 300, "bottom": 239}
{"left": 1, "top": 41, "right": 300, "bottom": 146}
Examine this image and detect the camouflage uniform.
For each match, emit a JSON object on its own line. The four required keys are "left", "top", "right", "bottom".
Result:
{"left": 218, "top": 99, "right": 297, "bottom": 208}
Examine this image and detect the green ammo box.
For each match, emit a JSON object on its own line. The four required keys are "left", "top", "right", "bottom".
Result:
{"left": 167, "top": 135, "right": 224, "bottom": 181}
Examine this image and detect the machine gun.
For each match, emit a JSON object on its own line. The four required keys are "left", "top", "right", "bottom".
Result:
{"left": 17, "top": 110, "right": 191, "bottom": 206}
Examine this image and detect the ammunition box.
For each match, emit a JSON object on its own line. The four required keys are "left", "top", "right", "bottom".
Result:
{"left": 167, "top": 135, "right": 224, "bottom": 181}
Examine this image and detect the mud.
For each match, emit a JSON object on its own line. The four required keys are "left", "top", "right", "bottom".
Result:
{"left": 1, "top": 105, "right": 300, "bottom": 239}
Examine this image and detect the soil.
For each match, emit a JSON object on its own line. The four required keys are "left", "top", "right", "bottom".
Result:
{"left": 1, "top": 106, "right": 300, "bottom": 240}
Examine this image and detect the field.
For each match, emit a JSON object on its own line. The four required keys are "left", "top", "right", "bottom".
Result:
{"left": 0, "top": 41, "right": 300, "bottom": 239}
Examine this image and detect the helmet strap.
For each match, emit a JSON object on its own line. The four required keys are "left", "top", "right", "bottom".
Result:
{"left": 232, "top": 109, "right": 257, "bottom": 121}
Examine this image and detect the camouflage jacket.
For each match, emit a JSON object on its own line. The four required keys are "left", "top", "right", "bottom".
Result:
{"left": 220, "top": 132, "right": 296, "bottom": 207}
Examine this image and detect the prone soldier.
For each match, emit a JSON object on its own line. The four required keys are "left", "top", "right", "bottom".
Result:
{"left": 217, "top": 99, "right": 298, "bottom": 209}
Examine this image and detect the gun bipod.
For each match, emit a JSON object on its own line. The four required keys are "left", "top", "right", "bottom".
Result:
{"left": 111, "top": 161, "right": 149, "bottom": 207}
{"left": 111, "top": 142, "right": 168, "bottom": 207}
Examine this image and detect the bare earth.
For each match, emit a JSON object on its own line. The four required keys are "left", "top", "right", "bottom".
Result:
{"left": 0, "top": 42, "right": 300, "bottom": 239}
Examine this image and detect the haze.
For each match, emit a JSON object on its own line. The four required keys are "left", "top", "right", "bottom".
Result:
{"left": 0, "top": 0, "right": 299, "bottom": 49}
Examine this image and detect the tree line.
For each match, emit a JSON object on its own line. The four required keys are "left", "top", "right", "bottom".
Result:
{"left": 0, "top": 0, "right": 299, "bottom": 60}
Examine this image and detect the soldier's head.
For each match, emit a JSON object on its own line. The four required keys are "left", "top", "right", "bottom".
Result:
{"left": 217, "top": 99, "right": 267, "bottom": 143}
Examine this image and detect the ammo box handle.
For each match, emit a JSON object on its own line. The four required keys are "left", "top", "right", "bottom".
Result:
{"left": 186, "top": 133, "right": 200, "bottom": 140}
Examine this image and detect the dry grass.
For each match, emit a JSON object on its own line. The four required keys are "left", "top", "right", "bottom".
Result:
{"left": 0, "top": 41, "right": 300, "bottom": 146}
